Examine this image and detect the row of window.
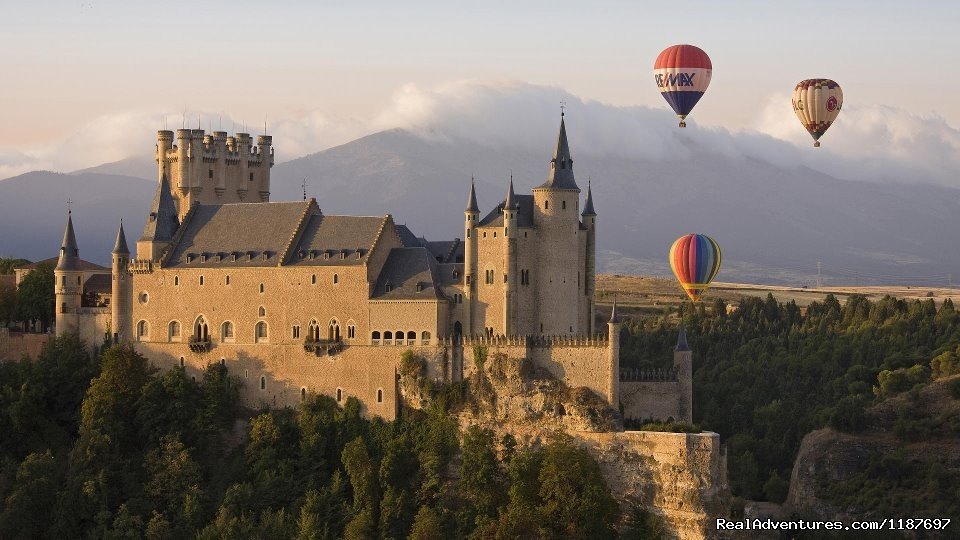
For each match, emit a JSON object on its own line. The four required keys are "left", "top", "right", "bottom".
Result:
{"left": 481, "top": 269, "right": 532, "bottom": 285}
{"left": 370, "top": 330, "right": 431, "bottom": 346}
{"left": 169, "top": 275, "right": 340, "bottom": 288}
{"left": 138, "top": 316, "right": 356, "bottom": 343}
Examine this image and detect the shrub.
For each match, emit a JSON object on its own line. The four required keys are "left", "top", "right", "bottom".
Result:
{"left": 948, "top": 378, "right": 960, "bottom": 400}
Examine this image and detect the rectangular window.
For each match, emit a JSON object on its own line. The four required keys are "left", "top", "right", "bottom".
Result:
{"left": 292, "top": 325, "right": 300, "bottom": 339}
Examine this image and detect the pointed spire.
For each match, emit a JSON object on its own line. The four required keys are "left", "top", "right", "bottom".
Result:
{"left": 537, "top": 115, "right": 580, "bottom": 191}
{"left": 112, "top": 220, "right": 129, "bottom": 255}
{"left": 504, "top": 173, "right": 518, "bottom": 211}
{"left": 609, "top": 294, "right": 621, "bottom": 324}
{"left": 140, "top": 173, "right": 181, "bottom": 243}
{"left": 582, "top": 178, "right": 596, "bottom": 216}
{"left": 466, "top": 176, "right": 479, "bottom": 213}
{"left": 56, "top": 211, "right": 81, "bottom": 271}
{"left": 675, "top": 322, "right": 690, "bottom": 352}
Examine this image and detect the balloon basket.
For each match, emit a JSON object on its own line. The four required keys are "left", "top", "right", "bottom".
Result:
{"left": 814, "top": 141, "right": 821, "bottom": 148}
{"left": 678, "top": 121, "right": 686, "bottom": 128}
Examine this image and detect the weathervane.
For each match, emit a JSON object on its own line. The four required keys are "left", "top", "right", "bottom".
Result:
{"left": 560, "top": 100, "right": 567, "bottom": 117}
{"left": 67, "top": 198, "right": 72, "bottom": 214}
{"left": 302, "top": 178, "right": 308, "bottom": 201}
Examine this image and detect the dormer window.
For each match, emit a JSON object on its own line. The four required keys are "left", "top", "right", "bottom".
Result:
{"left": 339, "top": 250, "right": 346, "bottom": 260}
{"left": 323, "top": 251, "right": 330, "bottom": 260}
{"left": 298, "top": 250, "right": 306, "bottom": 260}
{"left": 261, "top": 252, "right": 269, "bottom": 261}
{"left": 200, "top": 254, "right": 207, "bottom": 263}
{"left": 356, "top": 249, "right": 363, "bottom": 260}
{"left": 385, "top": 282, "right": 392, "bottom": 293}
{"left": 231, "top": 252, "right": 238, "bottom": 262}
{"left": 185, "top": 253, "right": 194, "bottom": 263}
{"left": 416, "top": 283, "right": 423, "bottom": 292}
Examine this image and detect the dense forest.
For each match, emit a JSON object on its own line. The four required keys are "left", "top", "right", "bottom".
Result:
{"left": 620, "top": 293, "right": 960, "bottom": 514}
{"left": 0, "top": 257, "right": 54, "bottom": 330}
{"left": 0, "top": 338, "right": 645, "bottom": 539}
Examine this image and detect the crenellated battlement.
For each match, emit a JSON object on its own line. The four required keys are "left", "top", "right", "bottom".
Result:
{"left": 156, "top": 127, "right": 275, "bottom": 217}
{"left": 440, "top": 333, "right": 609, "bottom": 348}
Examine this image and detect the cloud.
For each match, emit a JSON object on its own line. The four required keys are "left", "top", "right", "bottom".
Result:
{"left": 2, "top": 80, "right": 959, "bottom": 189}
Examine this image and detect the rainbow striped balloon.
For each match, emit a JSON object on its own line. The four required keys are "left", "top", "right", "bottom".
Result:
{"left": 669, "top": 234, "right": 722, "bottom": 303}
{"left": 654, "top": 44, "right": 712, "bottom": 127}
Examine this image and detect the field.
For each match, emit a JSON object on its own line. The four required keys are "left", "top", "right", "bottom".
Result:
{"left": 595, "top": 273, "right": 960, "bottom": 318}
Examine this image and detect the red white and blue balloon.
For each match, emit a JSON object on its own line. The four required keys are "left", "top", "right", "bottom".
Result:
{"left": 654, "top": 44, "right": 712, "bottom": 127}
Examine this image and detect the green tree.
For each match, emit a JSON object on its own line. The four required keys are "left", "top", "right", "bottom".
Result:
{"left": 537, "top": 435, "right": 618, "bottom": 538}
{"left": 0, "top": 277, "right": 16, "bottom": 325}
{"left": 0, "top": 257, "right": 30, "bottom": 274}
{"left": 408, "top": 505, "right": 444, "bottom": 540}
{"left": 15, "top": 262, "right": 53, "bottom": 330}
{"left": 459, "top": 426, "right": 502, "bottom": 523}
{"left": 0, "top": 450, "right": 59, "bottom": 539}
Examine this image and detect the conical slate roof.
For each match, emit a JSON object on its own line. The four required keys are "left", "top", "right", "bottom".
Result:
{"left": 582, "top": 179, "right": 596, "bottom": 216}
{"left": 113, "top": 221, "right": 129, "bottom": 255}
{"left": 675, "top": 322, "right": 690, "bottom": 352}
{"left": 609, "top": 295, "right": 621, "bottom": 323}
{"left": 504, "top": 175, "right": 518, "bottom": 210}
{"left": 140, "top": 174, "right": 180, "bottom": 243}
{"left": 466, "top": 178, "right": 479, "bottom": 213}
{"left": 536, "top": 116, "right": 580, "bottom": 191}
{"left": 56, "top": 212, "right": 81, "bottom": 271}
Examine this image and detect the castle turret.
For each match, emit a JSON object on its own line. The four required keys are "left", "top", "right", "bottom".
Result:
{"left": 503, "top": 176, "right": 519, "bottom": 334}
{"left": 137, "top": 173, "right": 181, "bottom": 262}
{"left": 213, "top": 131, "right": 228, "bottom": 198}
{"left": 257, "top": 135, "right": 273, "bottom": 202}
{"left": 111, "top": 221, "right": 132, "bottom": 343}
{"left": 55, "top": 211, "right": 83, "bottom": 336}
{"left": 532, "top": 115, "right": 584, "bottom": 335}
{"left": 674, "top": 323, "right": 693, "bottom": 422}
{"left": 582, "top": 179, "right": 597, "bottom": 334}
{"left": 236, "top": 133, "right": 252, "bottom": 202}
{"left": 607, "top": 296, "right": 622, "bottom": 407}
{"left": 463, "top": 179, "right": 480, "bottom": 336}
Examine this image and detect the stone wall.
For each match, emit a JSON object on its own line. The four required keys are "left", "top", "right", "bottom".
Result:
{"left": 0, "top": 328, "right": 50, "bottom": 362}
{"left": 621, "top": 381, "right": 684, "bottom": 422}
{"left": 78, "top": 307, "right": 111, "bottom": 352}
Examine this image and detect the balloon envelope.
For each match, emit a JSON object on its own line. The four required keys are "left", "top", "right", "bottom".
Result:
{"left": 669, "top": 234, "right": 722, "bottom": 303}
{"left": 792, "top": 79, "right": 843, "bottom": 147}
{"left": 654, "top": 44, "right": 712, "bottom": 127}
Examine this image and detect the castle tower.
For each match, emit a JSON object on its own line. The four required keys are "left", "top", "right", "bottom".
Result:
{"left": 674, "top": 323, "right": 693, "bottom": 422}
{"left": 55, "top": 211, "right": 83, "bottom": 336}
{"left": 532, "top": 115, "right": 583, "bottom": 335}
{"left": 582, "top": 179, "right": 597, "bottom": 334}
{"left": 503, "top": 176, "right": 519, "bottom": 335}
{"left": 157, "top": 128, "right": 274, "bottom": 219}
{"left": 111, "top": 221, "right": 132, "bottom": 343}
{"left": 607, "top": 296, "right": 622, "bottom": 407}
{"left": 137, "top": 173, "right": 181, "bottom": 262}
{"left": 463, "top": 179, "right": 480, "bottom": 337}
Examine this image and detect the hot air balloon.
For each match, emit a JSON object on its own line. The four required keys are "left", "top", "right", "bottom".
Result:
{"left": 792, "top": 79, "right": 843, "bottom": 147}
{"left": 669, "top": 234, "right": 722, "bottom": 303}
{"left": 654, "top": 44, "right": 712, "bottom": 127}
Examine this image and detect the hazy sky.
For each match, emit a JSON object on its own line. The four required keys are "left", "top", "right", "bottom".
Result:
{"left": 1, "top": 1, "right": 958, "bottom": 162}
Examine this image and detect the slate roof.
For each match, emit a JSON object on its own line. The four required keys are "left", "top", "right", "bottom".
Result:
{"left": 19, "top": 257, "right": 107, "bottom": 272}
{"left": 113, "top": 222, "right": 129, "bottom": 255}
{"left": 425, "top": 239, "right": 464, "bottom": 264}
{"left": 140, "top": 174, "right": 180, "bottom": 243}
{"left": 166, "top": 201, "right": 312, "bottom": 268}
{"left": 56, "top": 213, "right": 81, "bottom": 271}
{"left": 395, "top": 224, "right": 425, "bottom": 248}
{"left": 478, "top": 194, "right": 535, "bottom": 228}
{"left": 436, "top": 263, "right": 464, "bottom": 286}
{"left": 290, "top": 214, "right": 387, "bottom": 266}
{"left": 84, "top": 274, "right": 112, "bottom": 295}
{"left": 535, "top": 117, "right": 580, "bottom": 191}
{"left": 371, "top": 247, "right": 444, "bottom": 300}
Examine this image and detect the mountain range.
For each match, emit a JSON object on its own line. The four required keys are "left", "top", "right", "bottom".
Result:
{"left": 2, "top": 128, "right": 959, "bottom": 286}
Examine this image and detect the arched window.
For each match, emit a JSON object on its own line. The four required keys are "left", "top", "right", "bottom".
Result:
{"left": 258, "top": 306, "right": 266, "bottom": 317}
{"left": 421, "top": 331, "right": 431, "bottom": 345}
{"left": 311, "top": 274, "right": 316, "bottom": 285}
{"left": 545, "top": 200, "right": 549, "bottom": 210}
{"left": 371, "top": 331, "right": 381, "bottom": 345}
{"left": 377, "top": 389, "right": 383, "bottom": 403}
{"left": 199, "top": 275, "right": 204, "bottom": 285}
{"left": 562, "top": 200, "right": 566, "bottom": 210}
{"left": 308, "top": 319, "right": 320, "bottom": 341}
{"left": 221, "top": 321, "right": 234, "bottom": 341}
{"left": 347, "top": 320, "right": 356, "bottom": 339}
{"left": 260, "top": 376, "right": 266, "bottom": 390}
{"left": 259, "top": 283, "right": 264, "bottom": 294}
{"left": 333, "top": 273, "right": 339, "bottom": 284}
{"left": 336, "top": 388, "right": 343, "bottom": 402}
{"left": 301, "top": 387, "right": 307, "bottom": 401}
{"left": 220, "top": 358, "right": 225, "bottom": 366}
{"left": 194, "top": 316, "right": 209, "bottom": 341}
{"left": 225, "top": 275, "right": 230, "bottom": 285}
{"left": 174, "top": 276, "right": 179, "bottom": 286}
{"left": 395, "top": 330, "right": 404, "bottom": 346}
{"left": 406, "top": 331, "right": 416, "bottom": 345}
{"left": 255, "top": 322, "right": 268, "bottom": 342}
{"left": 168, "top": 321, "right": 181, "bottom": 341}
{"left": 384, "top": 330, "right": 393, "bottom": 344}
{"left": 292, "top": 324, "right": 301, "bottom": 339}
{"left": 137, "top": 320, "right": 149, "bottom": 340}
{"left": 329, "top": 319, "right": 341, "bottom": 342}
{"left": 179, "top": 357, "right": 185, "bottom": 368}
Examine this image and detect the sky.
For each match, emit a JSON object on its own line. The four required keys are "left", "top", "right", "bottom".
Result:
{"left": 1, "top": 0, "right": 958, "bottom": 175}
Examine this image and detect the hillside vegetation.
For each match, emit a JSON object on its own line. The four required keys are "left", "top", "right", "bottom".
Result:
{"left": 619, "top": 293, "right": 960, "bottom": 508}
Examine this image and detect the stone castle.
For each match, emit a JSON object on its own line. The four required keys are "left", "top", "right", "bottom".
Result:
{"left": 53, "top": 117, "right": 692, "bottom": 423}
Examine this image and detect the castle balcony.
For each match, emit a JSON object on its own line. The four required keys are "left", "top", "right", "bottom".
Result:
{"left": 304, "top": 338, "right": 343, "bottom": 357}
{"left": 188, "top": 336, "right": 212, "bottom": 353}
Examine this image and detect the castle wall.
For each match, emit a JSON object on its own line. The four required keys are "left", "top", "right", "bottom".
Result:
{"left": 369, "top": 300, "right": 445, "bottom": 343}
{"left": 78, "top": 308, "right": 111, "bottom": 351}
{"left": 620, "top": 381, "right": 685, "bottom": 422}
{"left": 0, "top": 328, "right": 50, "bottom": 362}
{"left": 137, "top": 342, "right": 401, "bottom": 419}
{"left": 531, "top": 190, "right": 587, "bottom": 335}
{"left": 513, "top": 228, "right": 539, "bottom": 334}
